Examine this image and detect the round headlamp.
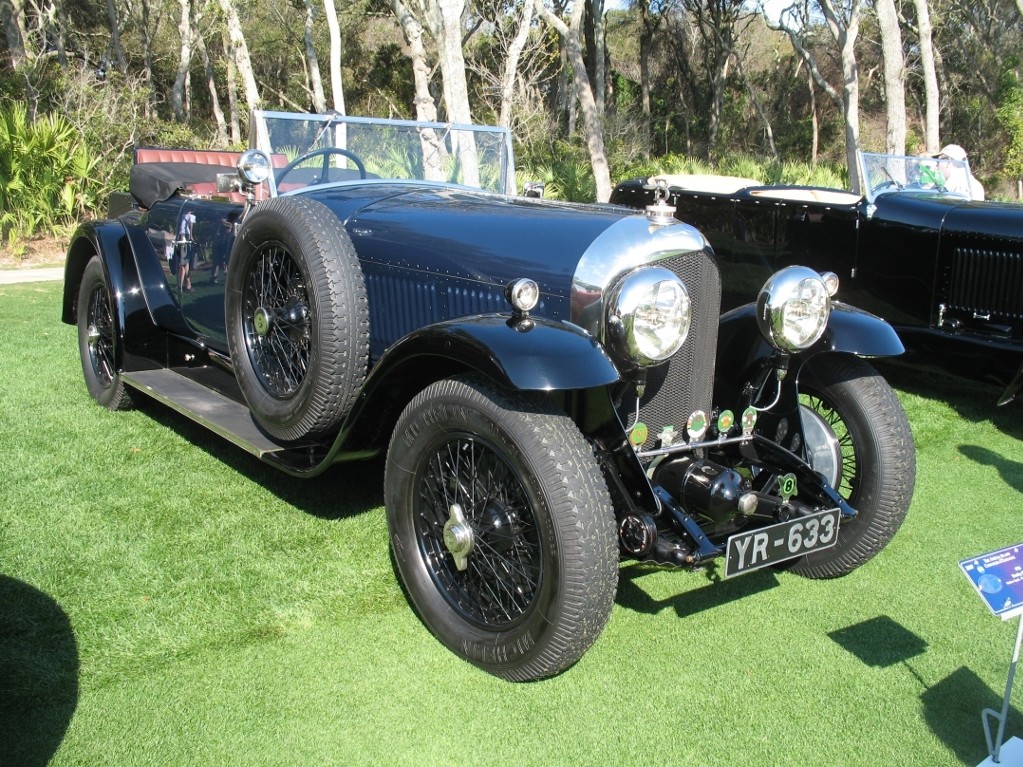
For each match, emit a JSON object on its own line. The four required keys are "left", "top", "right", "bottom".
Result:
{"left": 756, "top": 266, "right": 831, "bottom": 352}
{"left": 607, "top": 267, "right": 691, "bottom": 366}
{"left": 237, "top": 149, "right": 272, "bottom": 185}
{"left": 506, "top": 278, "right": 540, "bottom": 313}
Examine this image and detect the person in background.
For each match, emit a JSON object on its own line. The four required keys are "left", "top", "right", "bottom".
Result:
{"left": 177, "top": 209, "right": 197, "bottom": 292}
{"left": 936, "top": 144, "right": 985, "bottom": 200}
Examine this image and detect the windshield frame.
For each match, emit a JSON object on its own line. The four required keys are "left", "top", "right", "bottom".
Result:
{"left": 858, "top": 150, "right": 974, "bottom": 204}
{"left": 249, "top": 110, "right": 517, "bottom": 197}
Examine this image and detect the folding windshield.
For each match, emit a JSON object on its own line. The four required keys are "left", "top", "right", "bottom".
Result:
{"left": 859, "top": 151, "right": 973, "bottom": 203}
{"left": 249, "top": 110, "right": 516, "bottom": 196}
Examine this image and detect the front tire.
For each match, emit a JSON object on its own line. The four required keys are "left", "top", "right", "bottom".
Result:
{"left": 385, "top": 376, "right": 618, "bottom": 681}
{"left": 790, "top": 354, "right": 914, "bottom": 578}
{"left": 77, "top": 256, "right": 133, "bottom": 411}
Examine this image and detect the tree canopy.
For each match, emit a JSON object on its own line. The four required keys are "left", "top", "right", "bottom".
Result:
{"left": 0, "top": 0, "right": 1020, "bottom": 204}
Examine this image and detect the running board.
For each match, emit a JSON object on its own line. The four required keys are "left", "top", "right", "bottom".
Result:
{"left": 123, "top": 369, "right": 295, "bottom": 459}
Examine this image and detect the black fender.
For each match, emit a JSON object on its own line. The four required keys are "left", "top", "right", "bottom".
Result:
{"left": 62, "top": 219, "right": 184, "bottom": 371}
{"left": 368, "top": 313, "right": 620, "bottom": 392}
{"left": 714, "top": 300, "right": 904, "bottom": 404}
{"left": 62, "top": 222, "right": 141, "bottom": 376}
{"left": 311, "top": 314, "right": 622, "bottom": 471}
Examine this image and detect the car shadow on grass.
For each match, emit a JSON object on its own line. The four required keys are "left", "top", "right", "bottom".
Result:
{"left": 958, "top": 444, "right": 1023, "bottom": 496}
{"left": 874, "top": 359, "right": 1023, "bottom": 440}
{"left": 136, "top": 397, "right": 386, "bottom": 521}
{"left": 615, "top": 561, "right": 780, "bottom": 619}
{"left": 0, "top": 575, "right": 79, "bottom": 767}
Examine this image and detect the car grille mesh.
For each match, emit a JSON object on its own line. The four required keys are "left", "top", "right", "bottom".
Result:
{"left": 624, "top": 251, "right": 722, "bottom": 449}
{"left": 949, "top": 246, "right": 1023, "bottom": 319}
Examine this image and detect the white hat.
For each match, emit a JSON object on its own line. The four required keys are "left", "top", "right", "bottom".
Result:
{"left": 937, "top": 144, "right": 968, "bottom": 161}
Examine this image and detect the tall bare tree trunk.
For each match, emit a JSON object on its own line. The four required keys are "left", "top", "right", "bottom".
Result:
{"left": 776, "top": 0, "right": 863, "bottom": 192}
{"left": 592, "top": 0, "right": 605, "bottom": 116}
{"left": 639, "top": 0, "right": 652, "bottom": 158}
{"left": 824, "top": 0, "right": 863, "bottom": 193}
{"left": 106, "top": 0, "right": 125, "bottom": 71}
{"left": 139, "top": 0, "right": 157, "bottom": 117}
{"left": 807, "top": 64, "right": 818, "bottom": 162}
{"left": 538, "top": 1, "right": 611, "bottom": 201}
{"left": 223, "top": 27, "right": 241, "bottom": 143}
{"left": 218, "top": 0, "right": 260, "bottom": 118}
{"left": 435, "top": 0, "right": 479, "bottom": 187}
{"left": 707, "top": 54, "right": 730, "bottom": 159}
{"left": 304, "top": 0, "right": 326, "bottom": 113}
{"left": 912, "top": 0, "right": 940, "bottom": 152}
{"left": 0, "top": 0, "right": 27, "bottom": 67}
{"left": 876, "top": 0, "right": 906, "bottom": 155}
{"left": 194, "top": 25, "right": 227, "bottom": 144}
{"left": 390, "top": 0, "right": 444, "bottom": 180}
{"left": 735, "top": 51, "right": 776, "bottom": 158}
{"left": 498, "top": 0, "right": 534, "bottom": 128}
{"left": 171, "top": 0, "right": 193, "bottom": 121}
{"left": 41, "top": 0, "right": 68, "bottom": 67}
{"left": 323, "top": 0, "right": 345, "bottom": 114}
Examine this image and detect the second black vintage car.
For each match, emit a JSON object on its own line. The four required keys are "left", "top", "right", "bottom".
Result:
{"left": 63, "top": 110, "right": 914, "bottom": 680}
{"left": 612, "top": 151, "right": 1023, "bottom": 404}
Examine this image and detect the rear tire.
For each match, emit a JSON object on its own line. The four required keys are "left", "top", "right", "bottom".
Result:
{"left": 790, "top": 354, "right": 914, "bottom": 578}
{"left": 385, "top": 375, "right": 618, "bottom": 681}
{"left": 77, "top": 256, "right": 133, "bottom": 411}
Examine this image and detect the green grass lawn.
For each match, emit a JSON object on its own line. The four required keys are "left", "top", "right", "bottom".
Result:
{"left": 2, "top": 280, "right": 1022, "bottom": 766}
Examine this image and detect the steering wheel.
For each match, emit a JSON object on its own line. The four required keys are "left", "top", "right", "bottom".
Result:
{"left": 277, "top": 147, "right": 367, "bottom": 186}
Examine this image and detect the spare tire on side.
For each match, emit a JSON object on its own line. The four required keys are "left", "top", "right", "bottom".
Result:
{"left": 225, "top": 196, "right": 369, "bottom": 442}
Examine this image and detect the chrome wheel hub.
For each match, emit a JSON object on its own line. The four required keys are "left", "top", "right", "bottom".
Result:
{"left": 800, "top": 404, "right": 842, "bottom": 487}
{"left": 443, "top": 503, "right": 474, "bottom": 572}
{"left": 252, "top": 307, "right": 273, "bottom": 337}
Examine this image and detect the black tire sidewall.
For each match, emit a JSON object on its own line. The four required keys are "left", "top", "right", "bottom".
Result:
{"left": 791, "top": 354, "right": 914, "bottom": 577}
{"left": 225, "top": 197, "right": 367, "bottom": 441}
{"left": 385, "top": 377, "right": 617, "bottom": 680}
{"left": 77, "top": 257, "right": 130, "bottom": 409}
{"left": 388, "top": 395, "right": 564, "bottom": 673}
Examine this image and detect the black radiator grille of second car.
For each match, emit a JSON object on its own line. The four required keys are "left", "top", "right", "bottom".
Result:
{"left": 625, "top": 251, "right": 722, "bottom": 450}
{"left": 949, "top": 246, "right": 1023, "bottom": 319}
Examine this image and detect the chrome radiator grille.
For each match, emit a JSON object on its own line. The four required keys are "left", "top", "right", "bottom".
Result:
{"left": 948, "top": 246, "right": 1023, "bottom": 319}
{"left": 625, "top": 251, "right": 722, "bottom": 449}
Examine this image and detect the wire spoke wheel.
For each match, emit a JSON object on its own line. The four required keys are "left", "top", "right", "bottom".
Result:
{"left": 225, "top": 197, "right": 369, "bottom": 442}
{"left": 85, "top": 282, "right": 117, "bottom": 388}
{"left": 788, "top": 354, "right": 915, "bottom": 579}
{"left": 242, "top": 243, "right": 311, "bottom": 398}
{"left": 800, "top": 391, "right": 857, "bottom": 500}
{"left": 416, "top": 435, "right": 541, "bottom": 627}
{"left": 77, "top": 257, "right": 132, "bottom": 410}
{"left": 385, "top": 375, "right": 618, "bottom": 681}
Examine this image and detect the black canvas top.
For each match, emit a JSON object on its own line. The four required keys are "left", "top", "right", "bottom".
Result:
{"left": 129, "top": 162, "right": 234, "bottom": 208}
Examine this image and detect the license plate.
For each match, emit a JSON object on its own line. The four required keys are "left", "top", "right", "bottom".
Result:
{"left": 724, "top": 508, "right": 841, "bottom": 578}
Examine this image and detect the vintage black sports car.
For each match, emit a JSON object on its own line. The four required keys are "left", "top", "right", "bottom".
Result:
{"left": 62, "top": 110, "right": 914, "bottom": 681}
{"left": 612, "top": 152, "right": 1023, "bottom": 404}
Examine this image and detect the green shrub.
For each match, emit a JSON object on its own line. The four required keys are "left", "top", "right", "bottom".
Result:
{"left": 0, "top": 103, "right": 100, "bottom": 243}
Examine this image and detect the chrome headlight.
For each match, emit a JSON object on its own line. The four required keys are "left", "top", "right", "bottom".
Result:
{"left": 756, "top": 266, "right": 831, "bottom": 351}
{"left": 607, "top": 267, "right": 691, "bottom": 366}
{"left": 238, "top": 149, "right": 272, "bottom": 185}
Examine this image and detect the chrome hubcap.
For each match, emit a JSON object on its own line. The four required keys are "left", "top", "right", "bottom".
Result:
{"left": 800, "top": 404, "right": 842, "bottom": 487}
{"left": 443, "top": 503, "right": 474, "bottom": 572}
{"left": 252, "top": 307, "right": 272, "bottom": 337}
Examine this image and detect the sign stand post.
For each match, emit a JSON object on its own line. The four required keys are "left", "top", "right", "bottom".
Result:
{"left": 960, "top": 544, "right": 1023, "bottom": 767}
{"left": 980, "top": 616, "right": 1023, "bottom": 766}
